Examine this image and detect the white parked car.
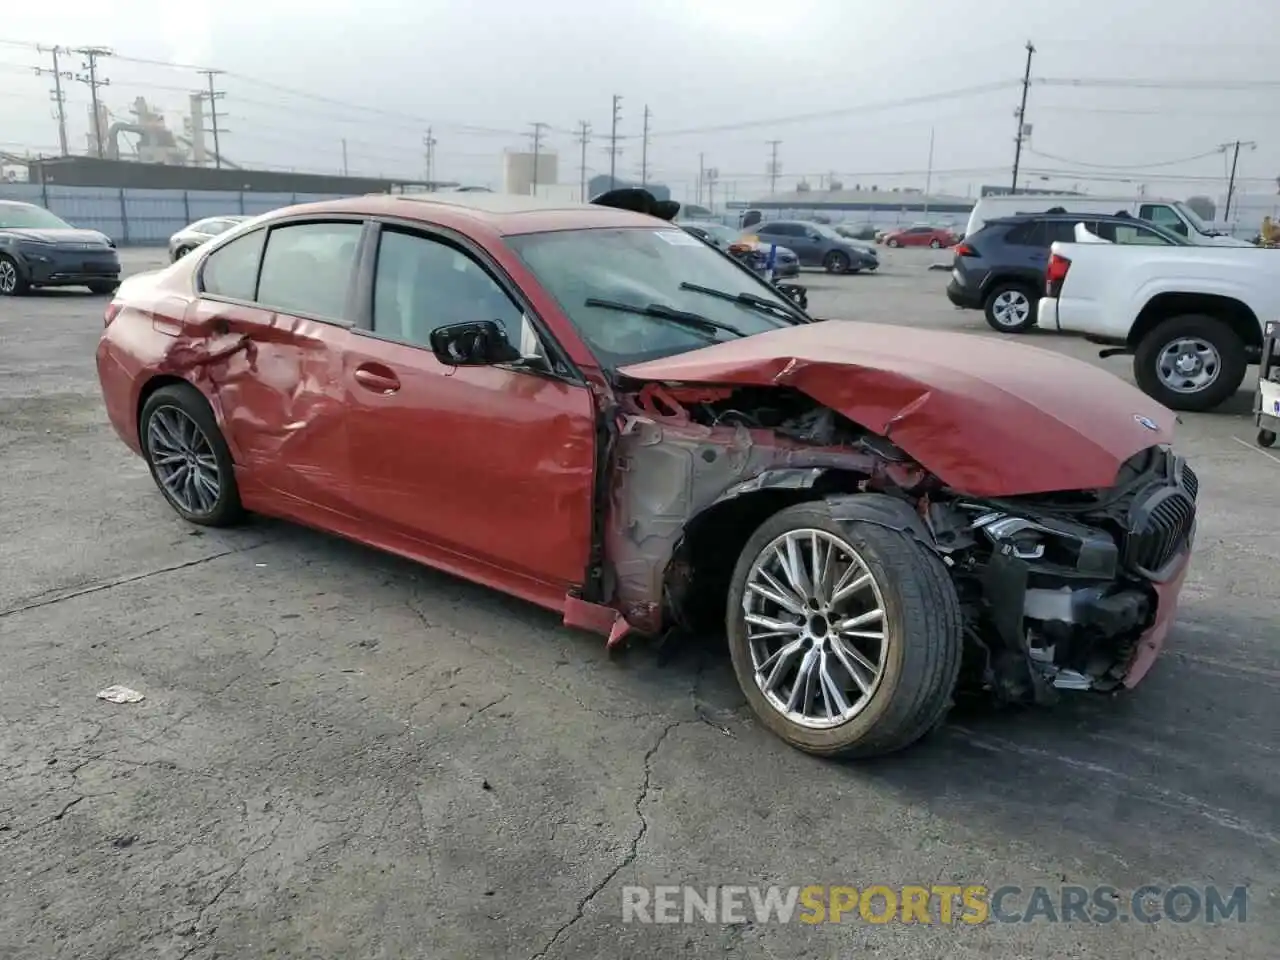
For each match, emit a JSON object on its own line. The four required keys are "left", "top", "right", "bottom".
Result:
{"left": 1038, "top": 241, "right": 1280, "bottom": 411}
{"left": 168, "top": 216, "right": 251, "bottom": 262}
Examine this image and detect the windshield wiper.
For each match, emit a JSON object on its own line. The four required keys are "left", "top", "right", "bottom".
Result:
{"left": 583, "top": 298, "right": 747, "bottom": 339}
{"left": 679, "top": 281, "right": 804, "bottom": 323}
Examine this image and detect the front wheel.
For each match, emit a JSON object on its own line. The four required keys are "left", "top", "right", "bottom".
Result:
{"left": 139, "top": 383, "right": 245, "bottom": 526}
{"left": 823, "top": 250, "right": 851, "bottom": 274}
{"left": 886, "top": 238, "right": 900, "bottom": 248}
{"left": 1258, "top": 429, "right": 1276, "bottom": 448}
{"left": 726, "top": 501, "right": 963, "bottom": 759}
{"left": 1133, "top": 314, "right": 1247, "bottom": 412}
{"left": 0, "top": 255, "right": 29, "bottom": 296}
{"left": 929, "top": 238, "right": 941, "bottom": 249}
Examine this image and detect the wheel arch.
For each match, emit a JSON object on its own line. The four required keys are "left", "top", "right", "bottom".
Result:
{"left": 661, "top": 471, "right": 939, "bottom": 634}
{"left": 136, "top": 374, "right": 238, "bottom": 464}
{"left": 1129, "top": 292, "right": 1261, "bottom": 351}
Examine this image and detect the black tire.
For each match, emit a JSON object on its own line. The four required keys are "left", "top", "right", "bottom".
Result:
{"left": 173, "top": 246, "right": 192, "bottom": 261}
{"left": 1132, "top": 314, "right": 1248, "bottom": 412}
{"left": 824, "top": 250, "right": 851, "bottom": 274}
{"left": 0, "top": 254, "right": 30, "bottom": 296}
{"left": 1258, "top": 430, "right": 1276, "bottom": 448}
{"left": 983, "top": 281, "right": 1038, "bottom": 333}
{"left": 88, "top": 281, "right": 119, "bottom": 295}
{"left": 139, "top": 383, "right": 245, "bottom": 527}
{"left": 725, "top": 501, "right": 963, "bottom": 759}
{"left": 886, "top": 238, "right": 900, "bottom": 248}
{"left": 929, "top": 238, "right": 941, "bottom": 249}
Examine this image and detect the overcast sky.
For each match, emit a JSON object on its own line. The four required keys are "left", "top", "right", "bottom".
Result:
{"left": 2, "top": 0, "right": 1278, "bottom": 203}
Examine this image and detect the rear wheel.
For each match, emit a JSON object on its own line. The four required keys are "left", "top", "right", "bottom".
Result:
{"left": 929, "top": 238, "right": 941, "bottom": 249}
{"left": 1133, "top": 314, "right": 1247, "bottom": 412}
{"left": 0, "top": 255, "right": 29, "bottom": 296}
{"left": 983, "top": 282, "right": 1037, "bottom": 333}
{"left": 824, "top": 250, "right": 851, "bottom": 274}
{"left": 88, "top": 281, "right": 118, "bottom": 295}
{"left": 725, "top": 501, "right": 963, "bottom": 759}
{"left": 139, "top": 383, "right": 244, "bottom": 527}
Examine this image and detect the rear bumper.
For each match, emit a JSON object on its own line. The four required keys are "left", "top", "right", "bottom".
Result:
{"left": 1037, "top": 296, "right": 1060, "bottom": 330}
{"left": 946, "top": 276, "right": 982, "bottom": 309}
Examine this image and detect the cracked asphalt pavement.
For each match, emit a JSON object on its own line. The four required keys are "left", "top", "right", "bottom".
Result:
{"left": 1, "top": 248, "right": 1276, "bottom": 959}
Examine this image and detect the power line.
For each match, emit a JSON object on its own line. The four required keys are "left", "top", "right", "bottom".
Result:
{"left": 1035, "top": 75, "right": 1280, "bottom": 90}
{"left": 640, "top": 105, "right": 651, "bottom": 187}
{"left": 1010, "top": 40, "right": 1035, "bottom": 192}
{"left": 608, "top": 94, "right": 622, "bottom": 190}
{"left": 575, "top": 121, "right": 591, "bottom": 199}
{"left": 71, "top": 46, "right": 112, "bottom": 159}
{"left": 1025, "top": 146, "right": 1228, "bottom": 170}
{"left": 33, "top": 45, "right": 72, "bottom": 156}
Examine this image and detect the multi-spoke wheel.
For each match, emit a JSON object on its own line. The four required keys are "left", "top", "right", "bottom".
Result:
{"left": 139, "top": 383, "right": 244, "bottom": 526}
{"left": 726, "top": 500, "right": 963, "bottom": 758}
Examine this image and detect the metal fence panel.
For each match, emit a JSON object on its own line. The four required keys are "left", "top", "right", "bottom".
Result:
{"left": 0, "top": 183, "right": 353, "bottom": 245}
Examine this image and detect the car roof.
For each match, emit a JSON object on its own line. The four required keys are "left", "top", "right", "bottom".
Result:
{"left": 0, "top": 200, "right": 39, "bottom": 210}
{"left": 258, "top": 192, "right": 667, "bottom": 237}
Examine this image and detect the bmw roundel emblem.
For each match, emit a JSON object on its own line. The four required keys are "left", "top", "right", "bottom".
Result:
{"left": 1134, "top": 414, "right": 1159, "bottom": 431}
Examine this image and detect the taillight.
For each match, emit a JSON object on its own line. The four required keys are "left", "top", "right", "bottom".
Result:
{"left": 104, "top": 301, "right": 122, "bottom": 327}
{"left": 1045, "top": 253, "right": 1072, "bottom": 297}
{"left": 953, "top": 243, "right": 978, "bottom": 258}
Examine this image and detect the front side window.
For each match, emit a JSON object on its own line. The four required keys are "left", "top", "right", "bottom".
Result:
{"left": 200, "top": 229, "right": 265, "bottom": 301}
{"left": 256, "top": 221, "right": 363, "bottom": 320}
{"left": 507, "top": 226, "right": 802, "bottom": 367}
{"left": 372, "top": 227, "right": 535, "bottom": 355}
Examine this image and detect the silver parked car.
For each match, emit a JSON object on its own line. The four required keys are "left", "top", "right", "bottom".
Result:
{"left": 168, "top": 216, "right": 250, "bottom": 262}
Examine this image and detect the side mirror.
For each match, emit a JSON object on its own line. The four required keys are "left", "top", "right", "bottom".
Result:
{"left": 429, "top": 320, "right": 521, "bottom": 367}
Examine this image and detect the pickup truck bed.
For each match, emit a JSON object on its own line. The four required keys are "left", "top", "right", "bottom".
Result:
{"left": 1038, "top": 242, "right": 1280, "bottom": 411}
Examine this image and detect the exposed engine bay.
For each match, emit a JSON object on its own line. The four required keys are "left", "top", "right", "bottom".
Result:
{"left": 604, "top": 383, "right": 1197, "bottom": 705}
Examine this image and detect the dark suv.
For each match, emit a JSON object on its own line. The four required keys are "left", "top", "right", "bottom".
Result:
{"left": 751, "top": 220, "right": 880, "bottom": 274}
{"left": 946, "top": 212, "right": 1190, "bottom": 333}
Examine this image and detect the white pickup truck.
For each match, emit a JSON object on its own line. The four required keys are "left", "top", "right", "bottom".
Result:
{"left": 1037, "top": 242, "right": 1280, "bottom": 411}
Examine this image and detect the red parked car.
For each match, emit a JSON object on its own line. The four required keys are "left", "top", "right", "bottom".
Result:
{"left": 882, "top": 225, "right": 957, "bottom": 249}
{"left": 96, "top": 191, "right": 1196, "bottom": 759}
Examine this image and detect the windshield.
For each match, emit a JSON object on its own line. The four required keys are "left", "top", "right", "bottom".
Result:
{"left": 507, "top": 227, "right": 802, "bottom": 367}
{"left": 1173, "top": 201, "right": 1214, "bottom": 235}
{"left": 685, "top": 222, "right": 737, "bottom": 245}
{"left": 0, "top": 204, "right": 73, "bottom": 230}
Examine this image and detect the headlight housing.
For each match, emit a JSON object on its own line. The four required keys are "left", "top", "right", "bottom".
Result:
{"left": 971, "top": 510, "right": 1118, "bottom": 578}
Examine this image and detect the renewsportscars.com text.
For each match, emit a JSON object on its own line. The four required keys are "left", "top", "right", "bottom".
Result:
{"left": 621, "top": 884, "right": 1249, "bottom": 925}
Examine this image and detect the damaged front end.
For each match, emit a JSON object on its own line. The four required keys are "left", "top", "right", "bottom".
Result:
{"left": 601, "top": 381, "right": 1195, "bottom": 703}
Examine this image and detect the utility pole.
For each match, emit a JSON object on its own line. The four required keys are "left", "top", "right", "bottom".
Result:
{"left": 698, "top": 153, "right": 705, "bottom": 206}
{"left": 197, "top": 69, "right": 226, "bottom": 168}
{"left": 528, "top": 122, "right": 548, "bottom": 195}
{"left": 35, "top": 46, "right": 73, "bottom": 156}
{"left": 1220, "top": 139, "right": 1257, "bottom": 224}
{"left": 923, "top": 126, "right": 935, "bottom": 218}
{"left": 705, "top": 166, "right": 719, "bottom": 214}
{"left": 608, "top": 94, "right": 622, "bottom": 190}
{"left": 766, "top": 140, "right": 782, "bottom": 195}
{"left": 423, "top": 127, "right": 437, "bottom": 185}
{"left": 1010, "top": 40, "right": 1035, "bottom": 193}
{"left": 575, "top": 121, "right": 591, "bottom": 199}
{"left": 640, "top": 105, "right": 651, "bottom": 187}
{"left": 72, "top": 47, "right": 112, "bottom": 159}
{"left": 341, "top": 138, "right": 349, "bottom": 176}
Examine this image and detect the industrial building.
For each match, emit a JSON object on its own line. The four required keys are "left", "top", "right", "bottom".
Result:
{"left": 731, "top": 186, "right": 974, "bottom": 219}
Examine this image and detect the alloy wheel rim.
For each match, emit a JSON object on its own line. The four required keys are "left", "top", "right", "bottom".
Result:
{"left": 992, "top": 290, "right": 1030, "bottom": 326}
{"left": 0, "top": 260, "right": 16, "bottom": 293}
{"left": 146, "top": 405, "right": 221, "bottom": 514}
{"left": 1157, "top": 337, "right": 1221, "bottom": 393}
{"left": 743, "top": 528, "right": 889, "bottom": 729}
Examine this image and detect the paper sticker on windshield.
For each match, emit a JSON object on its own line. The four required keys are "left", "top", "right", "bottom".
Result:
{"left": 656, "top": 230, "right": 703, "bottom": 246}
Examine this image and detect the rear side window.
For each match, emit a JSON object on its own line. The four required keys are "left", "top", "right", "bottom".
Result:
{"left": 256, "top": 222, "right": 363, "bottom": 320}
{"left": 1004, "top": 221, "right": 1044, "bottom": 246}
{"left": 200, "top": 229, "right": 265, "bottom": 301}
{"left": 1042, "top": 221, "right": 1077, "bottom": 245}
